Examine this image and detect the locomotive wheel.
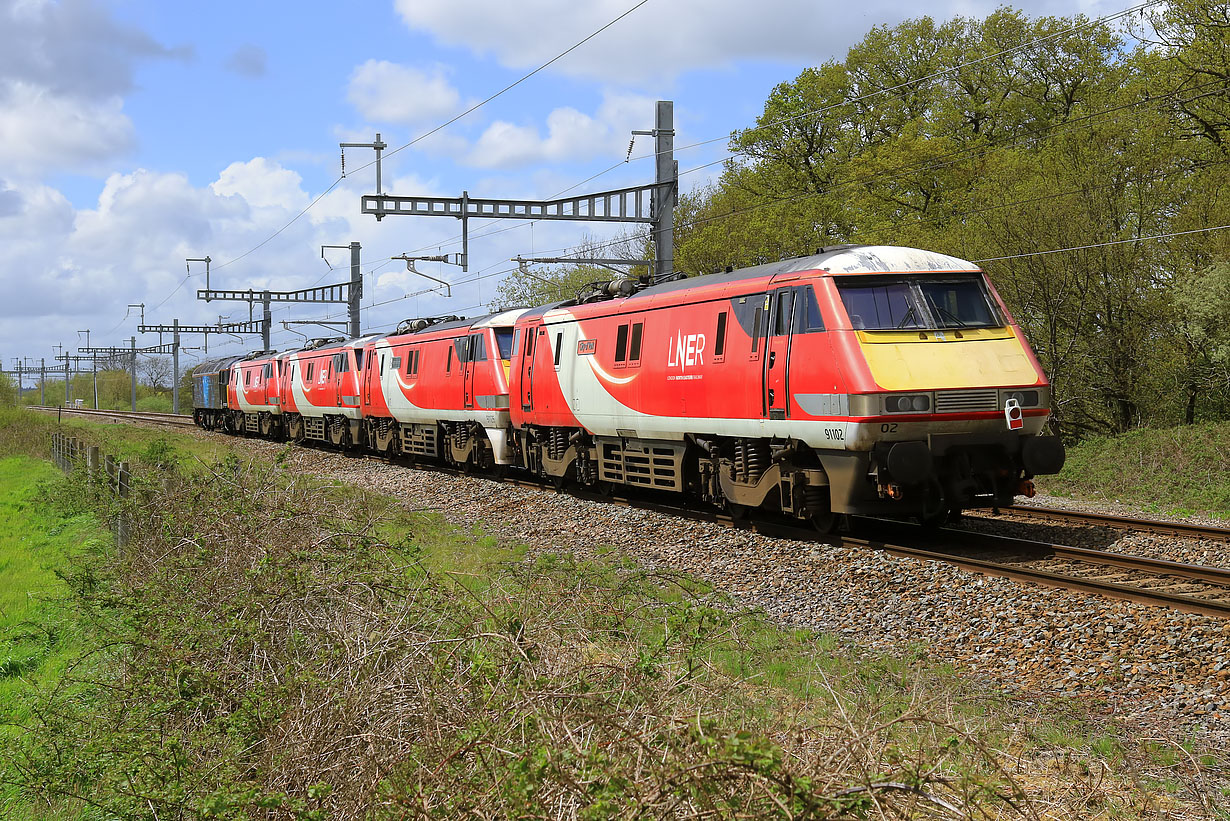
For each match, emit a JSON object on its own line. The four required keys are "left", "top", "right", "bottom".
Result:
{"left": 811, "top": 510, "right": 839, "bottom": 534}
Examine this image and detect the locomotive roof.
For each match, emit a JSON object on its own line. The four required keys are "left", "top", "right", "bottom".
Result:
{"left": 193, "top": 354, "right": 245, "bottom": 373}
{"left": 630, "top": 244, "right": 980, "bottom": 300}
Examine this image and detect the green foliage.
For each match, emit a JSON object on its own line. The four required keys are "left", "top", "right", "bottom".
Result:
{"left": 1040, "top": 420, "right": 1230, "bottom": 517}
{"left": 675, "top": 7, "right": 1230, "bottom": 438}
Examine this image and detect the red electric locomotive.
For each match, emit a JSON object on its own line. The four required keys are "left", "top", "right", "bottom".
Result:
{"left": 505, "top": 244, "right": 1063, "bottom": 526}
{"left": 358, "top": 310, "right": 524, "bottom": 465}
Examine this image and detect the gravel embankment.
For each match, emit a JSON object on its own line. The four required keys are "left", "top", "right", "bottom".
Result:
{"left": 271, "top": 444, "right": 1230, "bottom": 745}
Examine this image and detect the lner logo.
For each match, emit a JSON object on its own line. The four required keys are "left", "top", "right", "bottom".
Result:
{"left": 667, "top": 332, "right": 705, "bottom": 372}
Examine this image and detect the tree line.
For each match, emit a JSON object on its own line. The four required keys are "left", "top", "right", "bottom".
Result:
{"left": 501, "top": 2, "right": 1230, "bottom": 440}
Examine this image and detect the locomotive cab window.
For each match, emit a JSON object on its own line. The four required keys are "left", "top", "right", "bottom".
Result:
{"left": 496, "top": 329, "right": 514, "bottom": 360}
{"left": 837, "top": 274, "right": 1000, "bottom": 331}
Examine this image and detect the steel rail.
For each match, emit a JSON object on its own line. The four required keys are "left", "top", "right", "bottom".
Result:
{"left": 28, "top": 405, "right": 195, "bottom": 427}
{"left": 999, "top": 504, "right": 1230, "bottom": 542}
{"left": 846, "top": 535, "right": 1230, "bottom": 619}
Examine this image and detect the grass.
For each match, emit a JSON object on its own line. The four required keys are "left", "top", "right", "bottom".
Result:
{"left": 1039, "top": 420, "right": 1230, "bottom": 518}
{"left": 0, "top": 456, "right": 109, "bottom": 818}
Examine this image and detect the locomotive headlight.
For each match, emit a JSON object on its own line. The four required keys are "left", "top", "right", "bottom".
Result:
{"left": 1001, "top": 389, "right": 1040, "bottom": 408}
{"left": 885, "top": 393, "right": 931, "bottom": 413}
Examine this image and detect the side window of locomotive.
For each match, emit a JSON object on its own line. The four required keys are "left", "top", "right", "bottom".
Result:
{"left": 264, "top": 363, "right": 273, "bottom": 380}
{"left": 553, "top": 332, "right": 563, "bottom": 368}
{"left": 453, "top": 337, "right": 470, "bottom": 365}
{"left": 714, "top": 311, "right": 728, "bottom": 362}
{"left": 614, "top": 323, "right": 629, "bottom": 367}
{"left": 354, "top": 349, "right": 364, "bottom": 371}
{"left": 306, "top": 362, "right": 314, "bottom": 382}
{"left": 628, "top": 322, "right": 644, "bottom": 367}
{"left": 245, "top": 369, "right": 251, "bottom": 386}
{"left": 446, "top": 345, "right": 454, "bottom": 374}
{"left": 794, "top": 286, "right": 825, "bottom": 333}
{"left": 774, "top": 291, "right": 795, "bottom": 335}
{"left": 470, "top": 334, "right": 487, "bottom": 362}
{"left": 510, "top": 328, "right": 521, "bottom": 359}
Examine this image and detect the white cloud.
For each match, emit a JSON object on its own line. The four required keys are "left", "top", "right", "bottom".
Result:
{"left": 347, "top": 59, "right": 461, "bottom": 125}
{"left": 0, "top": 80, "right": 135, "bottom": 177}
{"left": 393, "top": 0, "right": 1063, "bottom": 83}
{"left": 0, "top": 0, "right": 185, "bottom": 178}
{"left": 465, "top": 91, "right": 655, "bottom": 169}
{"left": 212, "top": 158, "right": 310, "bottom": 211}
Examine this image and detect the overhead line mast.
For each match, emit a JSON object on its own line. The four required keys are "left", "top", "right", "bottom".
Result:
{"left": 348, "top": 101, "right": 677, "bottom": 278}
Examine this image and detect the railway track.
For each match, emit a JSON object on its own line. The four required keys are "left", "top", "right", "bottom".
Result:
{"left": 29, "top": 405, "right": 196, "bottom": 428}
{"left": 41, "top": 409, "right": 1230, "bottom": 618}
{"left": 853, "top": 520, "right": 1230, "bottom": 620}
{"left": 996, "top": 503, "right": 1230, "bottom": 542}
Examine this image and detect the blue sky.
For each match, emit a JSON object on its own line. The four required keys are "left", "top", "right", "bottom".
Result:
{"left": 0, "top": 0, "right": 1115, "bottom": 380}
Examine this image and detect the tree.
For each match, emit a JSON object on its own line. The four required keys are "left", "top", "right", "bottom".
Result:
{"left": 491, "top": 231, "right": 652, "bottom": 310}
{"left": 138, "top": 355, "right": 173, "bottom": 390}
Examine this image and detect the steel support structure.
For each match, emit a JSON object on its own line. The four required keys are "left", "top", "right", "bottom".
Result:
{"left": 352, "top": 101, "right": 676, "bottom": 277}
{"left": 196, "top": 242, "right": 363, "bottom": 345}
{"left": 81, "top": 340, "right": 178, "bottom": 412}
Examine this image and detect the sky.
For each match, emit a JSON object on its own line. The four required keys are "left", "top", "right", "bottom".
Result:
{"left": 0, "top": 0, "right": 1118, "bottom": 383}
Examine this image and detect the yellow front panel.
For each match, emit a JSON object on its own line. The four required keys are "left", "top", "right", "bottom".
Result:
{"left": 857, "top": 329, "right": 1038, "bottom": 390}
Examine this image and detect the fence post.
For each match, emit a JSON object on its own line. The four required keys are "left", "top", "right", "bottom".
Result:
{"left": 87, "top": 446, "right": 99, "bottom": 488}
{"left": 116, "top": 460, "right": 131, "bottom": 551}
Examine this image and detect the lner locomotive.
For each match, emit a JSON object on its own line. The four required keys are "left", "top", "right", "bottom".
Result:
{"left": 193, "top": 244, "right": 1065, "bottom": 528}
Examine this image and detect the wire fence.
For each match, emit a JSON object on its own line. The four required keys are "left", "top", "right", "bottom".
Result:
{"left": 50, "top": 431, "right": 132, "bottom": 549}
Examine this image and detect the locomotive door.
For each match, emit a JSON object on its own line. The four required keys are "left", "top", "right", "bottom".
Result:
{"left": 333, "top": 352, "right": 345, "bottom": 407}
{"left": 362, "top": 351, "right": 375, "bottom": 406}
{"left": 520, "top": 326, "right": 538, "bottom": 410}
{"left": 265, "top": 361, "right": 278, "bottom": 407}
{"left": 463, "top": 334, "right": 479, "bottom": 410}
{"left": 763, "top": 288, "right": 795, "bottom": 420}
